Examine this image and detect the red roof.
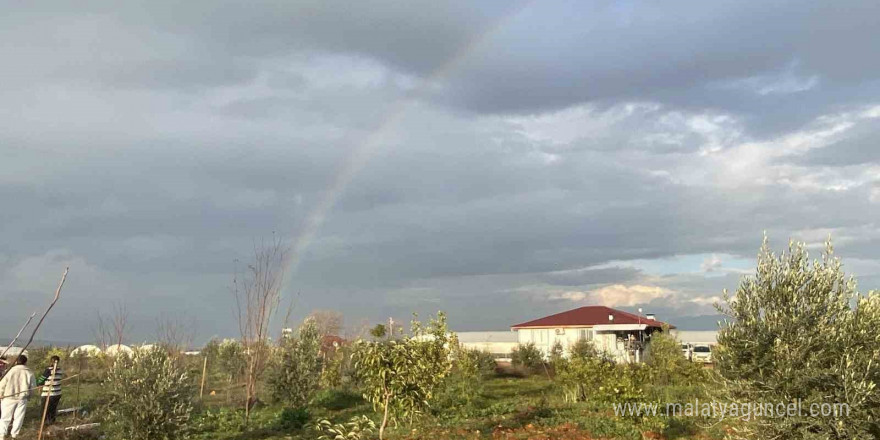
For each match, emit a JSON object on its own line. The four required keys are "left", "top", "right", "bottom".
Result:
{"left": 321, "top": 335, "right": 346, "bottom": 352}
{"left": 511, "top": 306, "right": 674, "bottom": 329}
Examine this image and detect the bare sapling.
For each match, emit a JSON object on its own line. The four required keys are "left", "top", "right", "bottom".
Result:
{"left": 233, "top": 236, "right": 288, "bottom": 425}
{"left": 95, "top": 303, "right": 129, "bottom": 352}
{"left": 156, "top": 313, "right": 196, "bottom": 354}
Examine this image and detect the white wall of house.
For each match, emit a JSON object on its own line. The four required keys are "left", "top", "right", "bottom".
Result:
{"left": 515, "top": 327, "right": 598, "bottom": 354}
{"left": 514, "top": 326, "right": 656, "bottom": 363}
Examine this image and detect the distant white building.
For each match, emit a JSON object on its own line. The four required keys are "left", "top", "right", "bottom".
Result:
{"left": 672, "top": 330, "right": 718, "bottom": 345}
{"left": 1, "top": 347, "right": 28, "bottom": 360}
{"left": 455, "top": 331, "right": 518, "bottom": 361}
{"left": 105, "top": 344, "right": 134, "bottom": 356}
{"left": 70, "top": 345, "right": 102, "bottom": 357}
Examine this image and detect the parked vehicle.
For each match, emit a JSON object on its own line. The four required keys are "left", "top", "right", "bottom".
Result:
{"left": 680, "top": 343, "right": 692, "bottom": 360}
{"left": 692, "top": 344, "right": 712, "bottom": 363}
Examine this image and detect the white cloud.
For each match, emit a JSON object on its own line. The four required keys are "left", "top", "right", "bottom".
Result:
{"left": 713, "top": 63, "right": 820, "bottom": 96}
{"left": 689, "top": 296, "right": 723, "bottom": 306}
{"left": 700, "top": 254, "right": 723, "bottom": 273}
{"left": 547, "top": 284, "right": 672, "bottom": 307}
{"left": 591, "top": 284, "right": 672, "bottom": 306}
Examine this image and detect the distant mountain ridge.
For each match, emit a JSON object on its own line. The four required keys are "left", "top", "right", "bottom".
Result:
{"left": 670, "top": 314, "right": 725, "bottom": 331}
{"left": 1, "top": 339, "right": 91, "bottom": 348}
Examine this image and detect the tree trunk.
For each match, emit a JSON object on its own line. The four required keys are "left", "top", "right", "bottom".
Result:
{"left": 379, "top": 391, "right": 391, "bottom": 440}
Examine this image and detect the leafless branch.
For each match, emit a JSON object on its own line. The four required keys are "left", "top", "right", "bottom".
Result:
{"left": 1, "top": 267, "right": 68, "bottom": 380}
{"left": 308, "top": 309, "right": 344, "bottom": 338}
{"left": 0, "top": 312, "right": 36, "bottom": 361}
{"left": 156, "top": 313, "right": 196, "bottom": 353}
{"left": 233, "top": 235, "right": 289, "bottom": 425}
{"left": 112, "top": 303, "right": 128, "bottom": 347}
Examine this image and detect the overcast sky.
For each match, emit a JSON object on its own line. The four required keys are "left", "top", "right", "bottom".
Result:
{"left": 3, "top": 1, "right": 880, "bottom": 344}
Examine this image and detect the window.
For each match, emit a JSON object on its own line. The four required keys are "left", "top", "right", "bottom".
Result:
{"left": 578, "top": 329, "right": 593, "bottom": 341}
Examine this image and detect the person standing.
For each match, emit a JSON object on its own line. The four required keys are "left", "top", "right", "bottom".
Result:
{"left": 37, "top": 356, "right": 63, "bottom": 425}
{"left": 0, "top": 355, "right": 35, "bottom": 439}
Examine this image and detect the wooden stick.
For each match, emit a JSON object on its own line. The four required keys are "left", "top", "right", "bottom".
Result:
{"left": 0, "top": 312, "right": 36, "bottom": 361}
{"left": 74, "top": 356, "right": 84, "bottom": 421}
{"left": 199, "top": 355, "right": 208, "bottom": 399}
{"left": 37, "top": 359, "right": 58, "bottom": 440}
{"left": 0, "top": 267, "right": 68, "bottom": 381}
{"left": 64, "top": 423, "right": 100, "bottom": 431}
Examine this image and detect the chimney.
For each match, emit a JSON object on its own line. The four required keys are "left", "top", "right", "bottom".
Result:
{"left": 646, "top": 313, "right": 656, "bottom": 321}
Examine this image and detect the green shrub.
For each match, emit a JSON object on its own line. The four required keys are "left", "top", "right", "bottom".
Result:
{"left": 465, "top": 348, "right": 497, "bottom": 375}
{"left": 435, "top": 345, "right": 502, "bottom": 415}
{"left": 510, "top": 342, "right": 544, "bottom": 373}
{"left": 311, "top": 416, "right": 375, "bottom": 440}
{"left": 569, "top": 339, "right": 600, "bottom": 360}
{"left": 104, "top": 347, "right": 195, "bottom": 440}
{"left": 556, "top": 353, "right": 660, "bottom": 422}
{"left": 274, "top": 407, "right": 310, "bottom": 431}
{"left": 27, "top": 346, "right": 70, "bottom": 369}
{"left": 312, "top": 388, "right": 365, "bottom": 410}
{"left": 320, "top": 347, "right": 344, "bottom": 389}
{"left": 202, "top": 338, "right": 247, "bottom": 385}
{"left": 548, "top": 341, "right": 564, "bottom": 366}
{"left": 189, "top": 408, "right": 246, "bottom": 434}
{"left": 645, "top": 327, "right": 706, "bottom": 387}
{"left": 555, "top": 354, "right": 600, "bottom": 403}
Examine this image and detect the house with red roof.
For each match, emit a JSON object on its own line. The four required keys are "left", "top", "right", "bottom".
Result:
{"left": 511, "top": 305, "right": 674, "bottom": 363}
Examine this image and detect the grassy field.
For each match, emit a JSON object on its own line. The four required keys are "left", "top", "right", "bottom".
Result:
{"left": 8, "top": 374, "right": 730, "bottom": 440}
{"left": 191, "top": 375, "right": 723, "bottom": 440}
{"left": 6, "top": 348, "right": 725, "bottom": 440}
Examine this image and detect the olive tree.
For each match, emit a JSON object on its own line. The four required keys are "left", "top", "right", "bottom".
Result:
{"left": 510, "top": 342, "right": 544, "bottom": 373}
{"left": 104, "top": 347, "right": 195, "bottom": 440}
{"left": 352, "top": 312, "right": 452, "bottom": 439}
{"left": 716, "top": 237, "right": 880, "bottom": 439}
{"left": 268, "top": 317, "right": 323, "bottom": 407}
{"left": 202, "top": 338, "right": 247, "bottom": 385}
{"left": 645, "top": 326, "right": 705, "bottom": 386}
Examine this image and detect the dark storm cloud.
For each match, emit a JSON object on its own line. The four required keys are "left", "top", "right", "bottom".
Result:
{"left": 537, "top": 266, "right": 643, "bottom": 287}
{"left": 436, "top": 1, "right": 880, "bottom": 116}
{"left": 0, "top": 0, "right": 520, "bottom": 90}
{"left": 6, "top": 1, "right": 877, "bottom": 120}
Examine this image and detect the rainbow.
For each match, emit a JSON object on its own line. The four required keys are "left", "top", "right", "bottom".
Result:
{"left": 285, "top": 2, "right": 536, "bottom": 278}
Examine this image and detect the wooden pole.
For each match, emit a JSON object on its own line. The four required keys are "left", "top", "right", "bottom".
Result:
{"left": 37, "top": 360, "right": 58, "bottom": 440}
{"left": 199, "top": 356, "right": 208, "bottom": 399}
{"left": 0, "top": 313, "right": 36, "bottom": 361}
{"left": 74, "top": 356, "right": 84, "bottom": 421}
{"left": 1, "top": 268, "right": 68, "bottom": 381}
